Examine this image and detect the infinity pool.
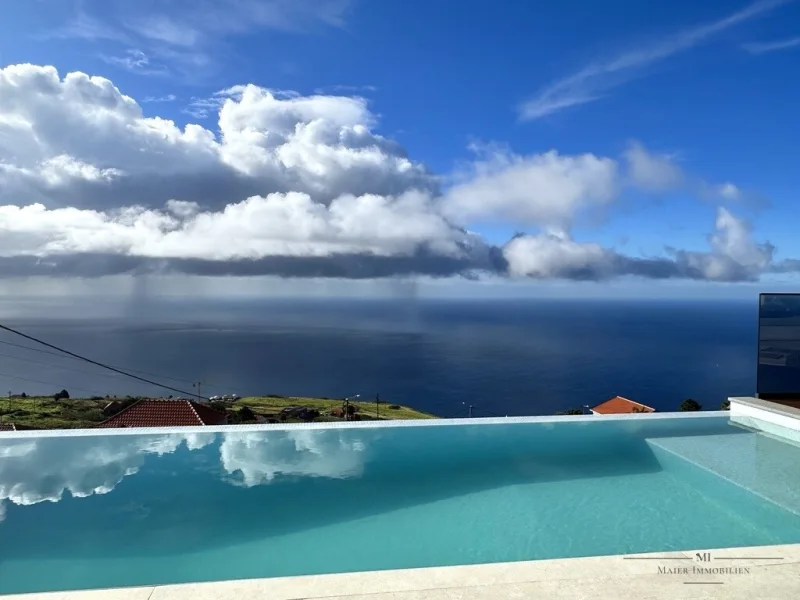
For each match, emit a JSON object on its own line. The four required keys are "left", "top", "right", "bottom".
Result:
{"left": 2, "top": 414, "right": 800, "bottom": 594}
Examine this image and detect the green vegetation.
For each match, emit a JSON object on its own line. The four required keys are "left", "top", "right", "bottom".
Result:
{"left": 680, "top": 398, "right": 703, "bottom": 412}
{"left": 0, "top": 395, "right": 107, "bottom": 429}
{"left": 0, "top": 393, "right": 436, "bottom": 430}
{"left": 238, "top": 396, "right": 437, "bottom": 421}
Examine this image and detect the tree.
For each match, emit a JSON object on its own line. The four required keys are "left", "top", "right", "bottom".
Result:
{"left": 53, "top": 389, "right": 70, "bottom": 400}
{"left": 238, "top": 406, "right": 257, "bottom": 422}
{"left": 209, "top": 400, "right": 227, "bottom": 413}
{"left": 680, "top": 398, "right": 702, "bottom": 412}
{"left": 720, "top": 400, "right": 730, "bottom": 411}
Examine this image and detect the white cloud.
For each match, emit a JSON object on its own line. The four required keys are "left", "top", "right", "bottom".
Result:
{"left": 716, "top": 182, "right": 742, "bottom": 201}
{"left": 503, "top": 207, "right": 774, "bottom": 282}
{"left": 219, "top": 430, "right": 366, "bottom": 486}
{"left": 519, "top": 0, "right": 789, "bottom": 120}
{"left": 743, "top": 35, "right": 800, "bottom": 54}
{"left": 442, "top": 146, "right": 618, "bottom": 228}
{"left": 0, "top": 192, "right": 470, "bottom": 261}
{"left": 47, "top": 12, "right": 130, "bottom": 44}
{"left": 49, "top": 0, "right": 354, "bottom": 79}
{"left": 144, "top": 94, "right": 177, "bottom": 103}
{"left": 504, "top": 234, "right": 614, "bottom": 279}
{"left": 0, "top": 434, "right": 214, "bottom": 510}
{"left": 0, "top": 64, "right": 432, "bottom": 211}
{"left": 0, "top": 63, "right": 784, "bottom": 283}
{"left": 681, "top": 207, "right": 774, "bottom": 281}
{"left": 623, "top": 142, "right": 684, "bottom": 192}
{"left": 100, "top": 49, "right": 169, "bottom": 76}
{"left": 101, "top": 48, "right": 148, "bottom": 69}
{"left": 0, "top": 429, "right": 367, "bottom": 524}
{"left": 126, "top": 16, "right": 201, "bottom": 47}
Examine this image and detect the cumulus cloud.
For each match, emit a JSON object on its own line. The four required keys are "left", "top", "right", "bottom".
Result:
{"left": 0, "top": 429, "right": 373, "bottom": 526}
{"left": 672, "top": 207, "right": 774, "bottom": 281}
{"left": 0, "top": 434, "right": 214, "bottom": 511}
{"left": 219, "top": 430, "right": 367, "bottom": 486}
{"left": 442, "top": 145, "right": 618, "bottom": 229}
{"left": 623, "top": 142, "right": 684, "bottom": 192}
{"left": 503, "top": 208, "right": 774, "bottom": 282}
{"left": 0, "top": 63, "right": 786, "bottom": 283}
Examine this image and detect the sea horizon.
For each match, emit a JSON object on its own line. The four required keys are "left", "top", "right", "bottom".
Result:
{"left": 0, "top": 296, "right": 759, "bottom": 418}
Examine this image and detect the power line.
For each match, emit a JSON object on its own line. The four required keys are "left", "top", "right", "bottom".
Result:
{"left": 0, "top": 350, "right": 145, "bottom": 386}
{"left": 0, "top": 324, "right": 207, "bottom": 400}
{"left": 0, "top": 371, "right": 109, "bottom": 397}
{"left": 0, "top": 338, "right": 243, "bottom": 394}
{"left": 0, "top": 338, "right": 197, "bottom": 385}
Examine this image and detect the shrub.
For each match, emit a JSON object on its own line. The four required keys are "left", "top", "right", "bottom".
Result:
{"left": 680, "top": 398, "right": 702, "bottom": 412}
{"left": 239, "top": 406, "right": 257, "bottom": 422}
{"left": 209, "top": 401, "right": 227, "bottom": 413}
{"left": 388, "top": 404, "right": 401, "bottom": 410}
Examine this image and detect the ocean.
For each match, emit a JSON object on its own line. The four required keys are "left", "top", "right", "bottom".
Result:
{"left": 0, "top": 297, "right": 759, "bottom": 417}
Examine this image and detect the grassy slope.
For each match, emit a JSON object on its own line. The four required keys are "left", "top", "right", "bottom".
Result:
{"left": 0, "top": 395, "right": 436, "bottom": 429}
{"left": 239, "top": 396, "right": 437, "bottom": 421}
{"left": 0, "top": 396, "right": 106, "bottom": 429}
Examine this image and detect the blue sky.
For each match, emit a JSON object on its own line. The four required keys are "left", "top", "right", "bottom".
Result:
{"left": 0, "top": 0, "right": 799, "bottom": 295}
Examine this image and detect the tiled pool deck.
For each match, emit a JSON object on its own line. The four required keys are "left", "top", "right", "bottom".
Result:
{"left": 4, "top": 544, "right": 799, "bottom": 600}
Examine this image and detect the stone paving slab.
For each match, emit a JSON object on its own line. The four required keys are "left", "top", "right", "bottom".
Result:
{"left": 4, "top": 544, "right": 800, "bottom": 600}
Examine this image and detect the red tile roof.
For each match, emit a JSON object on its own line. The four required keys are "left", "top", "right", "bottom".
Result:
{"left": 96, "top": 399, "right": 227, "bottom": 428}
{"left": 592, "top": 396, "right": 655, "bottom": 415}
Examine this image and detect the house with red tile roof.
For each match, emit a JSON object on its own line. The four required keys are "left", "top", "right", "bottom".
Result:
{"left": 96, "top": 398, "right": 228, "bottom": 428}
{"left": 591, "top": 396, "right": 655, "bottom": 415}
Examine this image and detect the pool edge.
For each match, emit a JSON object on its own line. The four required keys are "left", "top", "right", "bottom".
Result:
{"left": 4, "top": 543, "right": 800, "bottom": 600}
{"left": 0, "top": 411, "right": 729, "bottom": 439}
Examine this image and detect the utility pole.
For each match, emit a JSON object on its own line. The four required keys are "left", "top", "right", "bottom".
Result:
{"left": 376, "top": 393, "right": 380, "bottom": 419}
{"left": 343, "top": 394, "right": 360, "bottom": 422}
{"left": 462, "top": 402, "right": 474, "bottom": 418}
{"left": 193, "top": 381, "right": 205, "bottom": 401}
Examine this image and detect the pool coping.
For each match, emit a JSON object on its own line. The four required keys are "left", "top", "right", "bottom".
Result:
{"left": 0, "top": 409, "right": 729, "bottom": 439}
{"left": 4, "top": 543, "right": 800, "bottom": 600}
{"left": 729, "top": 396, "right": 800, "bottom": 421}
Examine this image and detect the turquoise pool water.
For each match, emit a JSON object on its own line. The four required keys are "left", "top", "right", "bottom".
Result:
{"left": 2, "top": 415, "right": 800, "bottom": 594}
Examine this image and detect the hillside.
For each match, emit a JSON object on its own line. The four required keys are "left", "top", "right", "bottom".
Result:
{"left": 0, "top": 394, "right": 437, "bottom": 430}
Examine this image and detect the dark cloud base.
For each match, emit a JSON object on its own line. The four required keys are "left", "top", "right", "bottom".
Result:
{"left": 0, "top": 246, "right": 788, "bottom": 282}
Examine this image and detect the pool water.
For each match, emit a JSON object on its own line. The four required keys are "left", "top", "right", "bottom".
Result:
{"left": 2, "top": 415, "right": 800, "bottom": 594}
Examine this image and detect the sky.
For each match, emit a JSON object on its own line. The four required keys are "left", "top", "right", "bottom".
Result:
{"left": 0, "top": 0, "right": 799, "bottom": 299}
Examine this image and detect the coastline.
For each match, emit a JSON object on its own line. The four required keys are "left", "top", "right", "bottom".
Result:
{"left": 0, "top": 394, "right": 437, "bottom": 430}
